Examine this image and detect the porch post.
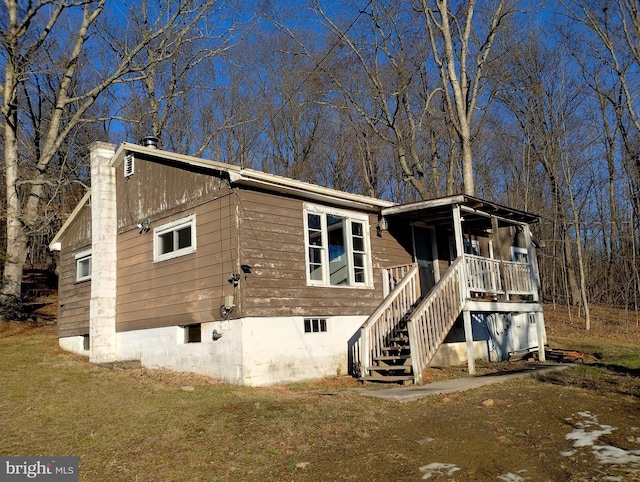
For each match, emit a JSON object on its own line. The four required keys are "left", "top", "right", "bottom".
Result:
{"left": 535, "top": 312, "right": 547, "bottom": 362}
{"left": 452, "top": 204, "right": 464, "bottom": 259}
{"left": 382, "top": 268, "right": 390, "bottom": 298}
{"left": 522, "top": 224, "right": 539, "bottom": 302}
{"left": 463, "top": 310, "right": 476, "bottom": 375}
{"left": 491, "top": 216, "right": 506, "bottom": 299}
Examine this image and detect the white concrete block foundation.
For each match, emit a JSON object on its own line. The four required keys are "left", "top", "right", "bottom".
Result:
{"left": 102, "top": 315, "right": 366, "bottom": 386}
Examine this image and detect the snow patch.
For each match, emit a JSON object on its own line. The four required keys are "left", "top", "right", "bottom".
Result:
{"left": 563, "top": 411, "right": 640, "bottom": 478}
{"left": 419, "top": 462, "right": 460, "bottom": 480}
{"left": 565, "top": 411, "right": 615, "bottom": 447}
{"left": 498, "top": 469, "right": 531, "bottom": 481}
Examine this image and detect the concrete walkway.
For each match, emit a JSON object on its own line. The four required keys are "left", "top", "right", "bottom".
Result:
{"left": 358, "top": 364, "right": 569, "bottom": 403}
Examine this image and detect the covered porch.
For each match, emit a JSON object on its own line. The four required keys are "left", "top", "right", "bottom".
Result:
{"left": 357, "top": 195, "right": 546, "bottom": 383}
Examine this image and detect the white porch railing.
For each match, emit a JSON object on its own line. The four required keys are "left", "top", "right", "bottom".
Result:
{"left": 357, "top": 264, "right": 419, "bottom": 378}
{"left": 463, "top": 254, "right": 535, "bottom": 298}
{"left": 354, "top": 255, "right": 537, "bottom": 381}
{"left": 501, "top": 259, "right": 535, "bottom": 295}
{"left": 407, "top": 256, "right": 465, "bottom": 384}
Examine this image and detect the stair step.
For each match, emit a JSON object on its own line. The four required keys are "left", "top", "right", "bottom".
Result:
{"left": 361, "top": 374, "right": 414, "bottom": 384}
{"left": 381, "top": 346, "right": 410, "bottom": 354}
{"left": 386, "top": 336, "right": 409, "bottom": 343}
{"left": 373, "top": 358, "right": 412, "bottom": 368}
{"left": 374, "top": 354, "right": 411, "bottom": 361}
{"left": 369, "top": 365, "right": 412, "bottom": 374}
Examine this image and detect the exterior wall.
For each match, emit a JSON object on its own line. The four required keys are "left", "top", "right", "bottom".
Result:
{"left": 115, "top": 315, "right": 366, "bottom": 386}
{"left": 59, "top": 335, "right": 89, "bottom": 356}
{"left": 116, "top": 154, "right": 227, "bottom": 230}
{"left": 57, "top": 202, "right": 92, "bottom": 338}
{"left": 237, "top": 189, "right": 413, "bottom": 318}
{"left": 430, "top": 312, "right": 545, "bottom": 366}
{"left": 115, "top": 156, "right": 236, "bottom": 331}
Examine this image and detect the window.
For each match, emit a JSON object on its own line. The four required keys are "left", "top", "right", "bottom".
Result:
{"left": 304, "top": 318, "right": 327, "bottom": 333}
{"left": 464, "top": 238, "right": 480, "bottom": 256}
{"left": 75, "top": 250, "right": 92, "bottom": 282}
{"left": 303, "top": 204, "right": 372, "bottom": 287}
{"left": 153, "top": 215, "right": 196, "bottom": 262}
{"left": 512, "top": 247, "right": 529, "bottom": 263}
{"left": 184, "top": 324, "right": 201, "bottom": 343}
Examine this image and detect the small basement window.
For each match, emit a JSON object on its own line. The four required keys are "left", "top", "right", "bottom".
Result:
{"left": 83, "top": 334, "right": 90, "bottom": 351}
{"left": 75, "top": 250, "right": 92, "bottom": 282}
{"left": 304, "top": 318, "right": 327, "bottom": 333}
{"left": 183, "top": 324, "right": 201, "bottom": 343}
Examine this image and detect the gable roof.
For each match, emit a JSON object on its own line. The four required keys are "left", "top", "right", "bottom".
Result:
{"left": 50, "top": 142, "right": 396, "bottom": 251}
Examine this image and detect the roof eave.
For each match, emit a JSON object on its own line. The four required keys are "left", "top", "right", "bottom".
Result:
{"left": 49, "top": 191, "right": 92, "bottom": 251}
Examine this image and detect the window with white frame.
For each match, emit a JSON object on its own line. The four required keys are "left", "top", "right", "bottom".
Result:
{"left": 304, "top": 204, "right": 372, "bottom": 287}
{"left": 511, "top": 246, "right": 529, "bottom": 263}
{"left": 464, "top": 238, "right": 480, "bottom": 256}
{"left": 304, "top": 318, "right": 327, "bottom": 333}
{"left": 75, "top": 250, "right": 92, "bottom": 282}
{"left": 153, "top": 214, "right": 196, "bottom": 262}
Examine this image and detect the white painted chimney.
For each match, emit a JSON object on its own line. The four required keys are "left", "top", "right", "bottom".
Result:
{"left": 89, "top": 141, "right": 118, "bottom": 364}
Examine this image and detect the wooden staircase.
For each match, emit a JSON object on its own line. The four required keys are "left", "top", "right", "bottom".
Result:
{"left": 358, "top": 257, "right": 465, "bottom": 384}
{"left": 361, "top": 318, "right": 414, "bottom": 384}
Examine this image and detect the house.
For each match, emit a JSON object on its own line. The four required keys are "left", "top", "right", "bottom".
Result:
{"left": 49, "top": 140, "right": 546, "bottom": 386}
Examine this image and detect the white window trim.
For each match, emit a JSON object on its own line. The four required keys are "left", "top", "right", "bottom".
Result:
{"left": 303, "top": 203, "right": 373, "bottom": 288}
{"left": 153, "top": 214, "right": 197, "bottom": 262}
{"left": 75, "top": 249, "right": 92, "bottom": 282}
{"left": 511, "top": 246, "right": 528, "bottom": 263}
{"left": 304, "top": 318, "right": 329, "bottom": 334}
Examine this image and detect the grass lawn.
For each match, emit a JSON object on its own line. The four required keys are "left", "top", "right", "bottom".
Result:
{"left": 2, "top": 304, "right": 640, "bottom": 481}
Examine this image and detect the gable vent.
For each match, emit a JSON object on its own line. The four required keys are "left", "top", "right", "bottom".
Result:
{"left": 124, "top": 153, "right": 134, "bottom": 177}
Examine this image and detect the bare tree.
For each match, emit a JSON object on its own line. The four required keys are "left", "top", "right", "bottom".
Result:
{"left": 309, "top": 0, "right": 445, "bottom": 200}
{"left": 0, "top": 0, "right": 217, "bottom": 319}
{"left": 492, "top": 32, "right": 588, "bottom": 308}
{"left": 417, "top": 0, "right": 516, "bottom": 196}
{"left": 113, "top": 0, "right": 243, "bottom": 156}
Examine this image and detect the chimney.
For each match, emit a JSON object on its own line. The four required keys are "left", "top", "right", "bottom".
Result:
{"left": 89, "top": 141, "right": 118, "bottom": 364}
{"left": 141, "top": 136, "right": 159, "bottom": 149}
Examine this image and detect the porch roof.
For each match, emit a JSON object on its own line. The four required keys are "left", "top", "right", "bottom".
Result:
{"left": 381, "top": 194, "right": 539, "bottom": 230}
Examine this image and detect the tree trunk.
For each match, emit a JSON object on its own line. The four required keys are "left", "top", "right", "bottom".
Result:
{"left": 562, "top": 223, "right": 581, "bottom": 306}
{"left": 0, "top": 112, "right": 27, "bottom": 320}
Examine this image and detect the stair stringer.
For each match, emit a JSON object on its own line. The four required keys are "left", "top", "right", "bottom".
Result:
{"left": 407, "top": 256, "right": 466, "bottom": 384}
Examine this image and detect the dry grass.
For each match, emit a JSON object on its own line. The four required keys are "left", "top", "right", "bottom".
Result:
{"left": 1, "top": 304, "right": 640, "bottom": 481}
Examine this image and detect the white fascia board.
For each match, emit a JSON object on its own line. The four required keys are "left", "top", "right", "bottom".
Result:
{"left": 229, "top": 171, "right": 395, "bottom": 211}
{"left": 49, "top": 191, "right": 92, "bottom": 251}
{"left": 381, "top": 195, "right": 465, "bottom": 216}
{"left": 116, "top": 142, "right": 395, "bottom": 212}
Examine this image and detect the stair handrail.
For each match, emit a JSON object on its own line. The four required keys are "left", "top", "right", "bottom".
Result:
{"left": 407, "top": 256, "right": 465, "bottom": 384}
{"left": 359, "top": 264, "right": 419, "bottom": 378}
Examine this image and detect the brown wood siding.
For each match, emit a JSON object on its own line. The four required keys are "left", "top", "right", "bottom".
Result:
{"left": 237, "top": 190, "right": 413, "bottom": 318}
{"left": 116, "top": 155, "right": 227, "bottom": 231}
{"left": 116, "top": 189, "right": 239, "bottom": 332}
{"left": 57, "top": 205, "right": 92, "bottom": 337}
